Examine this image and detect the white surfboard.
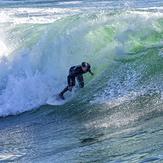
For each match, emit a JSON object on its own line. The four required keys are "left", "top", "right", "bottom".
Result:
{"left": 46, "top": 95, "right": 66, "bottom": 106}
{"left": 46, "top": 86, "right": 79, "bottom": 106}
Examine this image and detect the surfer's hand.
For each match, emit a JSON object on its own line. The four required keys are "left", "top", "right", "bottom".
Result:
{"left": 90, "top": 71, "right": 94, "bottom": 76}
{"left": 68, "top": 86, "right": 72, "bottom": 92}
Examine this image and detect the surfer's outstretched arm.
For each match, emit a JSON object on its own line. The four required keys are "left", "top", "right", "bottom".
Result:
{"left": 89, "top": 71, "right": 94, "bottom": 76}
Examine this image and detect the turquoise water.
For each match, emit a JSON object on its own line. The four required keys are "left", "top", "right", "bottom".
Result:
{"left": 0, "top": 0, "right": 163, "bottom": 162}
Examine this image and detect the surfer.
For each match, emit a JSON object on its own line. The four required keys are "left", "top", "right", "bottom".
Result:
{"left": 59, "top": 62, "right": 94, "bottom": 100}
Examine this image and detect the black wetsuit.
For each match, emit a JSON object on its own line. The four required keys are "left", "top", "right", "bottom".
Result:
{"left": 59, "top": 63, "right": 91, "bottom": 98}
{"left": 68, "top": 64, "right": 91, "bottom": 87}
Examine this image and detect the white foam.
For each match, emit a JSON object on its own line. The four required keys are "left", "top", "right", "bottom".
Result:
{"left": 0, "top": 40, "right": 8, "bottom": 57}
{"left": 0, "top": 7, "right": 81, "bottom": 24}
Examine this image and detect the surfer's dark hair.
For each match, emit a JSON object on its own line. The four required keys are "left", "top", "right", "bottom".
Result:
{"left": 81, "top": 62, "right": 88, "bottom": 68}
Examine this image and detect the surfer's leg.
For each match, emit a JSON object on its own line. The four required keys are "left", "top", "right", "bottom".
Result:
{"left": 69, "top": 77, "right": 76, "bottom": 87}
{"left": 59, "top": 76, "right": 76, "bottom": 99}
{"left": 59, "top": 86, "right": 68, "bottom": 100}
{"left": 77, "top": 75, "right": 84, "bottom": 88}
{"left": 60, "top": 86, "right": 68, "bottom": 95}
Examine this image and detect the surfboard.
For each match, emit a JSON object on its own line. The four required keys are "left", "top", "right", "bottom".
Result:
{"left": 46, "top": 94, "right": 66, "bottom": 106}
{"left": 46, "top": 86, "right": 78, "bottom": 106}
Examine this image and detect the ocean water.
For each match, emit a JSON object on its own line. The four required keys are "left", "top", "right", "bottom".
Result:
{"left": 0, "top": 0, "right": 163, "bottom": 162}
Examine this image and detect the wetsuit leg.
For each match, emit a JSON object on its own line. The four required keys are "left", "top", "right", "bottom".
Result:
{"left": 59, "top": 76, "right": 75, "bottom": 99}
{"left": 59, "top": 67, "right": 76, "bottom": 99}
{"left": 76, "top": 74, "right": 84, "bottom": 88}
{"left": 68, "top": 67, "right": 76, "bottom": 87}
{"left": 60, "top": 86, "right": 68, "bottom": 96}
{"left": 69, "top": 76, "right": 76, "bottom": 87}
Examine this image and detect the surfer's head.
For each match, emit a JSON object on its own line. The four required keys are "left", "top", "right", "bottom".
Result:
{"left": 81, "top": 62, "right": 88, "bottom": 71}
